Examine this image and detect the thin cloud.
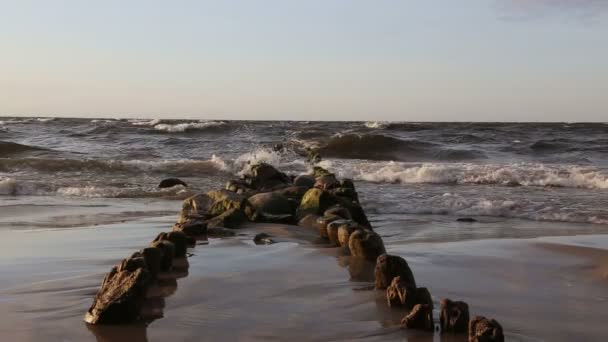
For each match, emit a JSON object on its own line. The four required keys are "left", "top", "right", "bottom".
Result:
{"left": 497, "top": 0, "right": 608, "bottom": 22}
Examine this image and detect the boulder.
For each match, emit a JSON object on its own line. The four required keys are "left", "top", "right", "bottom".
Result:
{"left": 294, "top": 175, "right": 315, "bottom": 188}
{"left": 297, "top": 214, "right": 320, "bottom": 228}
{"left": 330, "top": 187, "right": 360, "bottom": 204}
{"left": 324, "top": 205, "right": 352, "bottom": 220}
{"left": 253, "top": 233, "right": 275, "bottom": 245}
{"left": 334, "top": 197, "right": 370, "bottom": 227}
{"left": 150, "top": 240, "right": 175, "bottom": 272}
{"left": 172, "top": 219, "right": 207, "bottom": 236}
{"left": 340, "top": 178, "right": 355, "bottom": 190}
{"left": 296, "top": 188, "right": 337, "bottom": 219}
{"left": 273, "top": 186, "right": 309, "bottom": 202}
{"left": 401, "top": 304, "right": 434, "bottom": 331}
{"left": 152, "top": 232, "right": 190, "bottom": 258}
{"left": 84, "top": 265, "right": 151, "bottom": 324}
{"left": 158, "top": 178, "right": 187, "bottom": 188}
{"left": 179, "top": 189, "right": 254, "bottom": 223}
{"left": 440, "top": 298, "right": 470, "bottom": 334}
{"left": 225, "top": 179, "right": 251, "bottom": 193}
{"left": 312, "top": 166, "right": 333, "bottom": 178}
{"left": 348, "top": 230, "right": 386, "bottom": 263}
{"left": 374, "top": 254, "right": 416, "bottom": 290}
{"left": 139, "top": 247, "right": 162, "bottom": 278}
{"left": 386, "top": 277, "right": 433, "bottom": 309}
{"left": 314, "top": 174, "right": 340, "bottom": 190}
{"left": 468, "top": 316, "right": 504, "bottom": 342}
{"left": 246, "top": 163, "right": 290, "bottom": 190}
{"left": 326, "top": 219, "right": 350, "bottom": 246}
{"left": 337, "top": 222, "right": 363, "bottom": 247}
{"left": 206, "top": 208, "right": 247, "bottom": 228}
{"left": 248, "top": 192, "right": 294, "bottom": 217}
{"left": 314, "top": 215, "right": 341, "bottom": 238}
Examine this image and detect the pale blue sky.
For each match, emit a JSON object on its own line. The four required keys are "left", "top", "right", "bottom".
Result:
{"left": 1, "top": 0, "right": 607, "bottom": 121}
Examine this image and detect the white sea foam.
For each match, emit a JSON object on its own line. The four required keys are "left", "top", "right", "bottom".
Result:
{"left": 332, "top": 161, "right": 608, "bottom": 190}
{"left": 130, "top": 118, "right": 162, "bottom": 126}
{"left": 0, "top": 177, "right": 19, "bottom": 195}
{"left": 153, "top": 121, "right": 225, "bottom": 132}
{"left": 364, "top": 121, "right": 388, "bottom": 129}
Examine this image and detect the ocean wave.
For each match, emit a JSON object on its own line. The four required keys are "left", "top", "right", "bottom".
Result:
{"left": 129, "top": 118, "right": 162, "bottom": 126}
{"left": 153, "top": 121, "right": 226, "bottom": 133}
{"left": 0, "top": 140, "right": 50, "bottom": 156}
{"left": 403, "top": 192, "right": 608, "bottom": 225}
{"left": 0, "top": 158, "right": 229, "bottom": 177}
{"left": 328, "top": 161, "right": 608, "bottom": 189}
{"left": 316, "top": 134, "right": 485, "bottom": 161}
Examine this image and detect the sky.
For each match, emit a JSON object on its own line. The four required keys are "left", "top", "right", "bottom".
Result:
{"left": 0, "top": 0, "right": 607, "bottom": 121}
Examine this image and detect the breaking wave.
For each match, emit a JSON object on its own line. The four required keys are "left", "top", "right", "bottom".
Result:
{"left": 152, "top": 121, "right": 227, "bottom": 133}
{"left": 329, "top": 161, "right": 608, "bottom": 190}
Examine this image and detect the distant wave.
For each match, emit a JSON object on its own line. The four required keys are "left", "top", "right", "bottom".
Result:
{"left": 0, "top": 140, "right": 50, "bottom": 156}
{"left": 316, "top": 134, "right": 485, "bottom": 161}
{"left": 152, "top": 121, "right": 227, "bottom": 133}
{"left": 0, "top": 157, "right": 230, "bottom": 177}
{"left": 323, "top": 161, "right": 608, "bottom": 190}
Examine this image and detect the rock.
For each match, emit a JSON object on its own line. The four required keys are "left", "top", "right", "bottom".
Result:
{"left": 206, "top": 207, "right": 247, "bottom": 228}
{"left": 84, "top": 266, "right": 151, "bottom": 324}
{"left": 152, "top": 232, "right": 189, "bottom": 258}
{"left": 150, "top": 240, "right": 175, "bottom": 272}
{"left": 387, "top": 277, "right": 433, "bottom": 309}
{"left": 314, "top": 215, "right": 341, "bottom": 238}
{"left": 457, "top": 217, "right": 477, "bottom": 222}
{"left": 207, "top": 227, "right": 237, "bottom": 237}
{"left": 337, "top": 222, "right": 363, "bottom": 247}
{"left": 296, "top": 188, "right": 337, "bottom": 219}
{"left": 294, "top": 175, "right": 315, "bottom": 188}
{"left": 273, "top": 186, "right": 309, "bottom": 202}
{"left": 314, "top": 174, "right": 340, "bottom": 190}
{"left": 330, "top": 187, "right": 360, "bottom": 204}
{"left": 158, "top": 178, "right": 187, "bottom": 188}
{"left": 326, "top": 219, "right": 350, "bottom": 246}
{"left": 348, "top": 230, "right": 386, "bottom": 262}
{"left": 469, "top": 316, "right": 504, "bottom": 342}
{"left": 374, "top": 254, "right": 416, "bottom": 290}
{"left": 312, "top": 166, "right": 333, "bottom": 178}
{"left": 340, "top": 178, "right": 355, "bottom": 190}
{"left": 248, "top": 192, "right": 294, "bottom": 218}
{"left": 246, "top": 163, "right": 290, "bottom": 190}
{"left": 254, "top": 233, "right": 275, "bottom": 245}
{"left": 139, "top": 247, "right": 162, "bottom": 278}
{"left": 225, "top": 179, "right": 251, "bottom": 193}
{"left": 297, "top": 214, "right": 320, "bottom": 227}
{"left": 179, "top": 189, "right": 254, "bottom": 223}
{"left": 401, "top": 304, "right": 434, "bottom": 331}
{"left": 440, "top": 298, "right": 470, "bottom": 334}
{"left": 324, "top": 205, "right": 352, "bottom": 220}
{"left": 172, "top": 219, "right": 207, "bottom": 236}
{"left": 333, "top": 197, "right": 370, "bottom": 227}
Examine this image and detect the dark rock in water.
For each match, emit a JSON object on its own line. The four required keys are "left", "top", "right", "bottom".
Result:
{"left": 348, "top": 230, "right": 386, "bottom": 262}
{"left": 207, "top": 227, "right": 237, "bottom": 237}
{"left": 84, "top": 265, "right": 151, "bottom": 324}
{"left": 457, "top": 217, "right": 477, "bottom": 223}
{"left": 440, "top": 298, "right": 470, "bottom": 334}
{"left": 401, "top": 304, "right": 434, "bottom": 331}
{"left": 158, "top": 178, "right": 187, "bottom": 188}
{"left": 179, "top": 190, "right": 253, "bottom": 223}
{"left": 314, "top": 215, "right": 341, "bottom": 238}
{"left": 330, "top": 187, "right": 360, "bottom": 203}
{"left": 272, "top": 143, "right": 284, "bottom": 152}
{"left": 374, "top": 254, "right": 416, "bottom": 290}
{"left": 314, "top": 174, "right": 340, "bottom": 191}
{"left": 150, "top": 240, "right": 175, "bottom": 272}
{"left": 246, "top": 163, "right": 290, "bottom": 190}
{"left": 333, "top": 196, "right": 370, "bottom": 227}
{"left": 172, "top": 218, "right": 207, "bottom": 236}
{"left": 312, "top": 166, "right": 333, "bottom": 178}
{"left": 152, "top": 232, "right": 189, "bottom": 258}
{"left": 273, "top": 186, "right": 309, "bottom": 202}
{"left": 324, "top": 205, "right": 352, "bottom": 220}
{"left": 248, "top": 192, "right": 294, "bottom": 218}
{"left": 254, "top": 233, "right": 275, "bottom": 245}
{"left": 294, "top": 175, "right": 315, "bottom": 188}
{"left": 327, "top": 219, "right": 350, "bottom": 246}
{"left": 307, "top": 152, "right": 322, "bottom": 164}
{"left": 206, "top": 207, "right": 247, "bottom": 228}
{"left": 297, "top": 213, "right": 320, "bottom": 227}
{"left": 340, "top": 178, "right": 356, "bottom": 191}
{"left": 337, "top": 222, "right": 363, "bottom": 247}
{"left": 347, "top": 257, "right": 376, "bottom": 282}
{"left": 139, "top": 247, "right": 162, "bottom": 278}
{"left": 387, "top": 278, "right": 433, "bottom": 309}
{"left": 296, "top": 188, "right": 337, "bottom": 219}
{"left": 225, "top": 179, "right": 251, "bottom": 194}
{"left": 469, "top": 316, "right": 504, "bottom": 342}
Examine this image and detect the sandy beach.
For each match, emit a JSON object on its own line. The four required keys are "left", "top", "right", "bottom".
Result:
{"left": 1, "top": 206, "right": 607, "bottom": 341}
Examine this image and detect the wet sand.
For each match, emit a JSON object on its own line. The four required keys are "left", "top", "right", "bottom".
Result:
{"left": 1, "top": 214, "right": 608, "bottom": 341}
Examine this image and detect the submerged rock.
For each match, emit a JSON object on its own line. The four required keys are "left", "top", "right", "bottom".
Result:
{"left": 387, "top": 278, "right": 433, "bottom": 309}
{"left": 158, "top": 178, "right": 187, "bottom": 188}
{"left": 457, "top": 217, "right": 477, "bottom": 223}
{"left": 254, "top": 233, "right": 275, "bottom": 245}
{"left": 152, "top": 232, "right": 190, "bottom": 258}
{"left": 401, "top": 304, "right": 434, "bottom": 331}
{"left": 172, "top": 219, "right": 207, "bottom": 236}
{"left": 206, "top": 207, "right": 247, "bottom": 228}
{"left": 348, "top": 230, "right": 386, "bottom": 262}
{"left": 84, "top": 265, "right": 151, "bottom": 324}
{"left": 374, "top": 254, "right": 416, "bottom": 290}
{"left": 469, "top": 316, "right": 504, "bottom": 342}
{"left": 326, "top": 219, "right": 350, "bottom": 246}
{"left": 149, "top": 240, "right": 175, "bottom": 272}
{"left": 337, "top": 221, "right": 363, "bottom": 247}
{"left": 294, "top": 175, "right": 315, "bottom": 188}
{"left": 440, "top": 298, "right": 470, "bottom": 334}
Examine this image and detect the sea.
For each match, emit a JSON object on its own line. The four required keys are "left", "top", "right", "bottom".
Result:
{"left": 1, "top": 117, "right": 608, "bottom": 239}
